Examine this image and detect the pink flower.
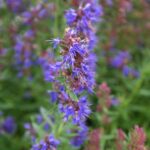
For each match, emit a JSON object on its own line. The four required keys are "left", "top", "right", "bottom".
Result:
{"left": 128, "top": 125, "right": 147, "bottom": 150}
{"left": 116, "top": 129, "right": 126, "bottom": 150}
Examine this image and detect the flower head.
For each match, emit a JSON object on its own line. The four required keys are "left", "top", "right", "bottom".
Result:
{"left": 1, "top": 116, "right": 16, "bottom": 134}
{"left": 31, "top": 134, "right": 60, "bottom": 150}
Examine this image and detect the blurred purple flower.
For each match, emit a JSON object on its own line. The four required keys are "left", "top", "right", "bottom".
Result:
{"left": 111, "top": 51, "right": 131, "bottom": 68}
{"left": 31, "top": 134, "right": 60, "bottom": 150}
{"left": 71, "top": 124, "right": 88, "bottom": 147}
{"left": 6, "top": 0, "right": 24, "bottom": 13}
{"left": 2, "top": 116, "right": 16, "bottom": 134}
{"left": 122, "top": 66, "right": 140, "bottom": 78}
{"left": 36, "top": 115, "right": 43, "bottom": 124}
{"left": 65, "top": 9, "right": 77, "bottom": 25}
{"left": 111, "top": 97, "right": 119, "bottom": 106}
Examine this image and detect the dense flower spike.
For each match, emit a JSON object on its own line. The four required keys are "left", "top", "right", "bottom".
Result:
{"left": 49, "top": 0, "right": 103, "bottom": 91}
{"left": 46, "top": 0, "right": 103, "bottom": 126}
{"left": 37, "top": 1, "right": 103, "bottom": 148}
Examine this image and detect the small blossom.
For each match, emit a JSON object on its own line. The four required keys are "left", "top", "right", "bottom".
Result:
{"left": 65, "top": 9, "right": 77, "bottom": 25}
{"left": 70, "top": 124, "right": 88, "bottom": 147}
{"left": 36, "top": 115, "right": 43, "bottom": 124}
{"left": 122, "top": 66, "right": 140, "bottom": 78}
{"left": 31, "top": 134, "right": 60, "bottom": 150}
{"left": 111, "top": 51, "right": 131, "bottom": 69}
{"left": 2, "top": 116, "right": 16, "bottom": 134}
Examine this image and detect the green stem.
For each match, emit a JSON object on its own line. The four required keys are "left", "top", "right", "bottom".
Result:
{"left": 0, "top": 103, "right": 40, "bottom": 110}
{"left": 57, "top": 122, "right": 65, "bottom": 136}
{"left": 54, "top": 0, "right": 60, "bottom": 37}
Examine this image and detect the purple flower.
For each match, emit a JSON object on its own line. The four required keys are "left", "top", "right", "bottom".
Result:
{"left": 83, "top": 2, "right": 103, "bottom": 23}
{"left": 65, "top": 9, "right": 77, "bottom": 25}
{"left": 49, "top": 91, "right": 58, "bottom": 103}
{"left": 2, "top": 116, "right": 16, "bottom": 134}
{"left": 24, "top": 29, "right": 35, "bottom": 39}
{"left": 63, "top": 105, "right": 75, "bottom": 122}
{"left": 70, "top": 124, "right": 88, "bottom": 147}
{"left": 73, "top": 96, "right": 91, "bottom": 124}
{"left": 111, "top": 51, "right": 131, "bottom": 68}
{"left": 38, "top": 8, "right": 47, "bottom": 18}
{"left": 24, "top": 123, "right": 31, "bottom": 130}
{"left": 52, "top": 38, "right": 61, "bottom": 49}
{"left": 58, "top": 95, "right": 91, "bottom": 124}
{"left": 36, "top": 115, "right": 43, "bottom": 124}
{"left": 70, "top": 43, "right": 86, "bottom": 57}
{"left": 13, "top": 31, "right": 37, "bottom": 77}
{"left": 24, "top": 58, "right": 32, "bottom": 68}
{"left": 122, "top": 66, "right": 140, "bottom": 78}
{"left": 45, "top": 0, "right": 102, "bottom": 126}
{"left": 6, "top": 0, "right": 24, "bottom": 13}
{"left": 38, "top": 52, "right": 56, "bottom": 81}
{"left": 22, "top": 11, "right": 32, "bottom": 24}
{"left": 111, "top": 97, "right": 119, "bottom": 106}
{"left": 21, "top": 2, "right": 54, "bottom": 25}
{"left": 31, "top": 134, "right": 60, "bottom": 150}
{"left": 106, "top": 0, "right": 113, "bottom": 6}
{"left": 43, "top": 123, "right": 50, "bottom": 131}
